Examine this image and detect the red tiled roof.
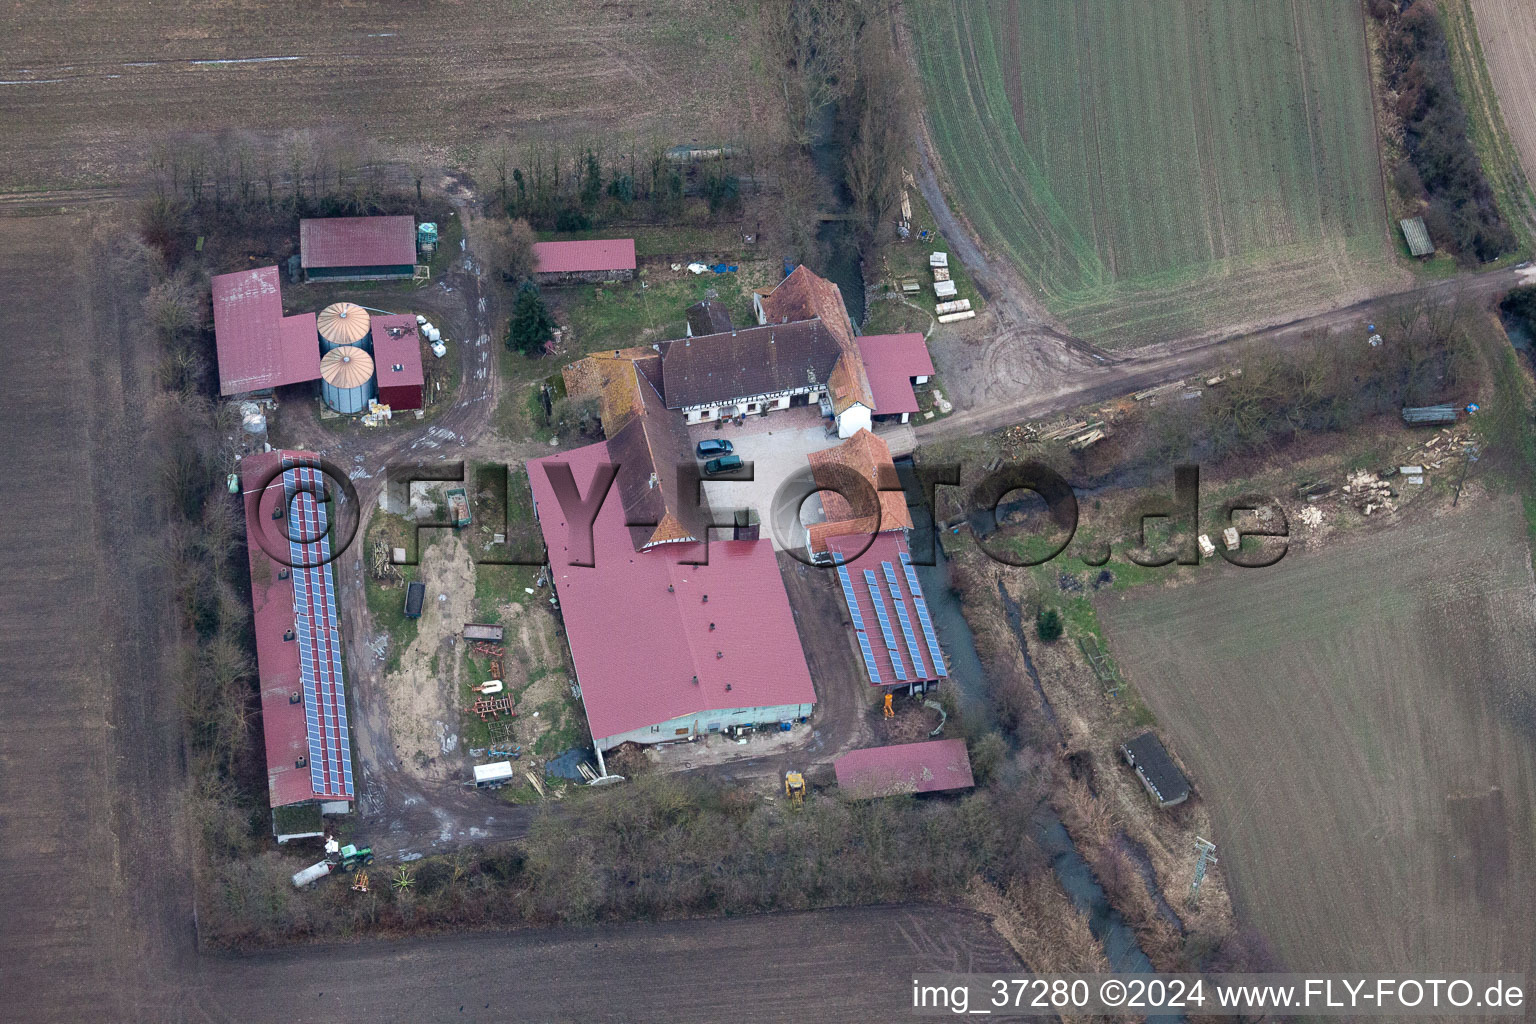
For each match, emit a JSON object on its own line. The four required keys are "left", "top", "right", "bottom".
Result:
{"left": 370, "top": 314, "right": 425, "bottom": 390}
{"left": 806, "top": 430, "right": 912, "bottom": 554}
{"left": 826, "top": 532, "right": 946, "bottom": 685}
{"left": 835, "top": 739, "right": 974, "bottom": 798}
{"left": 528, "top": 439, "right": 816, "bottom": 744}
{"left": 240, "top": 451, "right": 355, "bottom": 807}
{"left": 212, "top": 267, "right": 321, "bottom": 395}
{"left": 857, "top": 333, "right": 934, "bottom": 416}
{"left": 533, "top": 238, "right": 637, "bottom": 274}
{"left": 300, "top": 216, "right": 416, "bottom": 269}
{"left": 758, "top": 265, "right": 873, "bottom": 413}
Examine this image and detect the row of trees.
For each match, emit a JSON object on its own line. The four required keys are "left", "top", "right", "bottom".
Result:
{"left": 1371, "top": 0, "right": 1516, "bottom": 264}
{"left": 483, "top": 142, "right": 748, "bottom": 230}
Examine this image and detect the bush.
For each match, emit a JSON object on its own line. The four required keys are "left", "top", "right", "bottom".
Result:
{"left": 1372, "top": 0, "right": 1515, "bottom": 264}
{"left": 1036, "top": 607, "right": 1063, "bottom": 642}
{"left": 554, "top": 207, "right": 591, "bottom": 232}
{"left": 507, "top": 282, "right": 557, "bottom": 357}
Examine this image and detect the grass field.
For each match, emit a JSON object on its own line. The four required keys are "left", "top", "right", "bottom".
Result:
{"left": 1098, "top": 499, "right": 1536, "bottom": 975}
{"left": 910, "top": 0, "right": 1402, "bottom": 345}
{"left": 1463, "top": 0, "right": 1536, "bottom": 243}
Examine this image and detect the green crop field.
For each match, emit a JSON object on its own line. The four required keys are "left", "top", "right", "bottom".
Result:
{"left": 911, "top": 0, "right": 1402, "bottom": 345}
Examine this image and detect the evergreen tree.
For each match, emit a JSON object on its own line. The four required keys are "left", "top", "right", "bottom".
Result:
{"left": 508, "top": 282, "right": 556, "bottom": 356}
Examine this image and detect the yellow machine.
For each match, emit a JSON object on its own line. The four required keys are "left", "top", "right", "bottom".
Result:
{"left": 883, "top": 693, "right": 895, "bottom": 718}
{"left": 784, "top": 770, "right": 806, "bottom": 805}
{"left": 350, "top": 871, "right": 370, "bottom": 894}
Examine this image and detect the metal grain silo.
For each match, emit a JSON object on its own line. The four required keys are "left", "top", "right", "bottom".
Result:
{"left": 317, "top": 302, "right": 372, "bottom": 352}
{"left": 319, "top": 345, "right": 376, "bottom": 414}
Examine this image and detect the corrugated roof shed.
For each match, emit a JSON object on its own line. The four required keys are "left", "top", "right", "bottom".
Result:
{"left": 857, "top": 333, "right": 935, "bottom": 416}
{"left": 826, "top": 532, "right": 947, "bottom": 685}
{"left": 240, "top": 451, "right": 356, "bottom": 807}
{"left": 835, "top": 739, "right": 974, "bottom": 798}
{"left": 1400, "top": 217, "right": 1434, "bottom": 258}
{"left": 532, "top": 238, "right": 637, "bottom": 274}
{"left": 527, "top": 439, "right": 816, "bottom": 746}
{"left": 212, "top": 266, "right": 321, "bottom": 395}
{"left": 300, "top": 215, "right": 416, "bottom": 269}
{"left": 1123, "top": 732, "right": 1189, "bottom": 806}
{"left": 370, "top": 313, "right": 425, "bottom": 390}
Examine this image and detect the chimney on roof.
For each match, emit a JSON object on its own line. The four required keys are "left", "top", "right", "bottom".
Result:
{"left": 691, "top": 675, "right": 699, "bottom": 686}
{"left": 296, "top": 755, "right": 307, "bottom": 768}
{"left": 271, "top": 504, "right": 283, "bottom": 520}
{"left": 716, "top": 651, "right": 723, "bottom": 659}
{"left": 282, "top": 628, "right": 295, "bottom": 642}
{"left": 667, "top": 584, "right": 674, "bottom": 593}
{"left": 726, "top": 683, "right": 733, "bottom": 691}
{"left": 289, "top": 691, "right": 301, "bottom": 705}
{"left": 708, "top": 622, "right": 715, "bottom": 631}
{"left": 278, "top": 567, "right": 290, "bottom": 580}
{"left": 701, "top": 594, "right": 708, "bottom": 603}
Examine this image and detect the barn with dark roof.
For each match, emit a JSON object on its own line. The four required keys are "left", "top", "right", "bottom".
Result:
{"left": 300, "top": 216, "right": 417, "bottom": 281}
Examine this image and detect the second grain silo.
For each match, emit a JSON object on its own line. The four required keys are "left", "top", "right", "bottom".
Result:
{"left": 317, "top": 302, "right": 372, "bottom": 352}
{"left": 319, "top": 345, "right": 376, "bottom": 414}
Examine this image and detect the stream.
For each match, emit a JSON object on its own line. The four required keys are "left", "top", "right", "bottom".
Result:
{"left": 897, "top": 459, "right": 1181, "bottom": 1017}
{"left": 807, "top": 103, "right": 866, "bottom": 326}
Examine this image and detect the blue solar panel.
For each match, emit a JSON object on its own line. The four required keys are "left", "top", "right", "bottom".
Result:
{"left": 834, "top": 560, "right": 867, "bottom": 633}
{"left": 279, "top": 460, "right": 356, "bottom": 799}
{"left": 862, "top": 571, "right": 906, "bottom": 681}
{"left": 882, "top": 562, "right": 929, "bottom": 678}
{"left": 899, "top": 552, "right": 947, "bottom": 677}
{"left": 854, "top": 631, "right": 882, "bottom": 684}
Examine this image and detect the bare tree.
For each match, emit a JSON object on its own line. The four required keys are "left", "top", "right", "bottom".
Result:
{"left": 480, "top": 217, "right": 539, "bottom": 283}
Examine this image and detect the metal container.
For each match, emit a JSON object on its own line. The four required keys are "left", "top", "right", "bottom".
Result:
{"left": 317, "top": 302, "right": 372, "bottom": 352}
{"left": 319, "top": 345, "right": 377, "bottom": 414}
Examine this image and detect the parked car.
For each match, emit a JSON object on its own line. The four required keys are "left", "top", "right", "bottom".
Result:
{"left": 696, "top": 438, "right": 734, "bottom": 457}
{"left": 704, "top": 454, "right": 744, "bottom": 476}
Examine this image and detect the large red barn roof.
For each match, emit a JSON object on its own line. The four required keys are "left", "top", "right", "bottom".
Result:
{"left": 835, "top": 739, "right": 974, "bottom": 798}
{"left": 241, "top": 450, "right": 355, "bottom": 807}
{"left": 212, "top": 267, "right": 320, "bottom": 395}
{"left": 300, "top": 215, "right": 416, "bottom": 269}
{"left": 528, "top": 439, "right": 815, "bottom": 744}
{"left": 533, "top": 238, "right": 637, "bottom": 274}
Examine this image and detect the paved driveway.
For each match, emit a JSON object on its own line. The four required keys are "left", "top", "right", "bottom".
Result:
{"left": 693, "top": 406, "right": 837, "bottom": 550}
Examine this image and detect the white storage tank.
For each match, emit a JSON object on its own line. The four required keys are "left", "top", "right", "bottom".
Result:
{"left": 319, "top": 345, "right": 377, "bottom": 414}
{"left": 317, "top": 302, "right": 372, "bottom": 352}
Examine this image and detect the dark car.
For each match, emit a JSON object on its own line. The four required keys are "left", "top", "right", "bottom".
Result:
{"left": 696, "top": 438, "right": 734, "bottom": 457}
{"left": 703, "top": 454, "right": 744, "bottom": 476}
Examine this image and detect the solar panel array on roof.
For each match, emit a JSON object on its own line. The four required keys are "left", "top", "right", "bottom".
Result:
{"left": 900, "top": 552, "right": 948, "bottom": 678}
{"left": 882, "top": 561, "right": 928, "bottom": 678}
{"left": 863, "top": 570, "right": 907, "bottom": 681}
{"left": 281, "top": 458, "right": 355, "bottom": 800}
{"left": 833, "top": 554, "right": 881, "bottom": 683}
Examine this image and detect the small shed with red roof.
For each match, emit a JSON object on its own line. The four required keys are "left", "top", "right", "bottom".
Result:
{"left": 835, "top": 739, "right": 975, "bottom": 799}
{"left": 300, "top": 215, "right": 417, "bottom": 281}
{"left": 370, "top": 313, "right": 425, "bottom": 410}
{"left": 857, "top": 333, "right": 935, "bottom": 423}
{"left": 532, "top": 238, "right": 637, "bottom": 284}
{"left": 212, "top": 266, "right": 321, "bottom": 397}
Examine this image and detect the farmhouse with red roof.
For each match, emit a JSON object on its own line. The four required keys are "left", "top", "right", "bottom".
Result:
{"left": 300, "top": 215, "right": 417, "bottom": 281}
{"left": 528, "top": 438, "right": 816, "bottom": 772}
{"left": 857, "top": 332, "right": 936, "bottom": 424}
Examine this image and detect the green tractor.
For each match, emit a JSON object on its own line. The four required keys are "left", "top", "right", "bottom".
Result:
{"left": 335, "top": 843, "right": 374, "bottom": 872}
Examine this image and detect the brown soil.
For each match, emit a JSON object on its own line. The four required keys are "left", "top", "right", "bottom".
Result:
{"left": 1470, "top": 0, "right": 1536, "bottom": 195}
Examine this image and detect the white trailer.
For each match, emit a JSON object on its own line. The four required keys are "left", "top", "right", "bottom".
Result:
{"left": 473, "top": 761, "right": 516, "bottom": 788}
